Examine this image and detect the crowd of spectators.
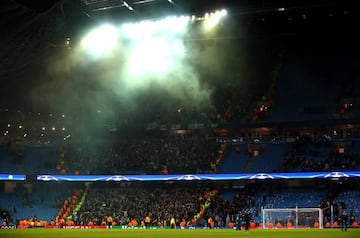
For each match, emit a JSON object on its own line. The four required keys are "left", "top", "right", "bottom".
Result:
{"left": 201, "top": 188, "right": 258, "bottom": 227}
{"left": 71, "top": 183, "right": 261, "bottom": 228}
{"left": 2, "top": 179, "right": 359, "bottom": 228}
{"left": 75, "top": 183, "right": 206, "bottom": 226}
{"left": 2, "top": 128, "right": 360, "bottom": 176}
{"left": 281, "top": 136, "right": 360, "bottom": 172}
{"left": 0, "top": 208, "right": 13, "bottom": 226}
{"left": 59, "top": 137, "right": 219, "bottom": 175}
{"left": 69, "top": 182, "right": 352, "bottom": 228}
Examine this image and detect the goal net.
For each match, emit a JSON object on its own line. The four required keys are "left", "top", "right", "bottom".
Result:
{"left": 262, "top": 207, "right": 323, "bottom": 229}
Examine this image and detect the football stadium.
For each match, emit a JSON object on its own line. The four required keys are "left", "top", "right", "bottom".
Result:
{"left": 0, "top": 0, "right": 360, "bottom": 237}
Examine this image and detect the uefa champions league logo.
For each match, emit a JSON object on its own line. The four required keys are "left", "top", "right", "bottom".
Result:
{"left": 37, "top": 175, "right": 59, "bottom": 181}
{"left": 176, "top": 174, "right": 201, "bottom": 180}
{"left": 105, "top": 175, "right": 131, "bottom": 181}
{"left": 250, "top": 173, "right": 274, "bottom": 179}
{"left": 324, "top": 172, "right": 350, "bottom": 178}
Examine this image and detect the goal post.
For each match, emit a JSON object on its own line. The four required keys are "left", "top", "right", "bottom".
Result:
{"left": 262, "top": 207, "right": 323, "bottom": 229}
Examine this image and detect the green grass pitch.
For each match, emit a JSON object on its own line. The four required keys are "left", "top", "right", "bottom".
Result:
{"left": 0, "top": 228, "right": 359, "bottom": 238}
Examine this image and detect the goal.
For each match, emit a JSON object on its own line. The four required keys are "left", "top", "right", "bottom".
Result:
{"left": 262, "top": 207, "right": 323, "bottom": 229}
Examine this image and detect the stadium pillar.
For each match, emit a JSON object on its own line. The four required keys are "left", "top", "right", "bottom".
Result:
{"left": 261, "top": 206, "right": 265, "bottom": 229}
{"left": 330, "top": 205, "right": 334, "bottom": 228}
{"left": 319, "top": 208, "right": 323, "bottom": 229}
{"left": 295, "top": 206, "right": 298, "bottom": 228}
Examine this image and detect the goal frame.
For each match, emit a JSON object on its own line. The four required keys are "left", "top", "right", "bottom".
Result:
{"left": 262, "top": 207, "right": 323, "bottom": 229}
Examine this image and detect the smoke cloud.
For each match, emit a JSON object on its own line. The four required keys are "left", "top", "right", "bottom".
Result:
{"left": 28, "top": 18, "right": 247, "bottom": 133}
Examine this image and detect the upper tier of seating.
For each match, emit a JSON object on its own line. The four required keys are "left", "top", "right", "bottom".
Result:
{"left": 265, "top": 51, "right": 359, "bottom": 123}
{"left": 0, "top": 144, "right": 58, "bottom": 174}
{"left": 1, "top": 135, "right": 359, "bottom": 175}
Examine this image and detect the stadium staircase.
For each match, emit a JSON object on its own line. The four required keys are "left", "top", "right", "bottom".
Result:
{"left": 68, "top": 189, "right": 87, "bottom": 221}
{"left": 243, "top": 156, "right": 256, "bottom": 173}
{"left": 265, "top": 53, "right": 283, "bottom": 105}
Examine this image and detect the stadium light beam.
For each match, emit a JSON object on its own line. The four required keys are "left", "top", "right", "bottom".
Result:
{"left": 81, "top": 24, "right": 119, "bottom": 57}
{"left": 120, "top": 16, "right": 190, "bottom": 39}
{"left": 123, "top": 1, "right": 133, "bottom": 11}
{"left": 118, "top": 15, "right": 190, "bottom": 83}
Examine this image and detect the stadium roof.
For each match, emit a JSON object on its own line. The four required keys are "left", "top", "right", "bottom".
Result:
{"left": 0, "top": 0, "right": 357, "bottom": 108}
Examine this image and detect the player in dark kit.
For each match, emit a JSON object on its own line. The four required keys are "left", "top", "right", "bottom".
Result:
{"left": 341, "top": 211, "right": 348, "bottom": 231}
{"left": 244, "top": 212, "right": 251, "bottom": 230}
{"left": 235, "top": 212, "right": 242, "bottom": 230}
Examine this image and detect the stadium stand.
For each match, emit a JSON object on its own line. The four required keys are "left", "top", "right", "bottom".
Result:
{"left": 75, "top": 183, "right": 208, "bottom": 226}
{"left": 0, "top": 145, "right": 20, "bottom": 174}
{"left": 56, "top": 137, "right": 219, "bottom": 175}
{"left": 334, "top": 190, "right": 360, "bottom": 225}
{"left": 247, "top": 143, "right": 291, "bottom": 173}
{"left": 0, "top": 0, "right": 359, "bottom": 232}
{"left": 22, "top": 145, "right": 58, "bottom": 174}
{"left": 217, "top": 144, "right": 248, "bottom": 173}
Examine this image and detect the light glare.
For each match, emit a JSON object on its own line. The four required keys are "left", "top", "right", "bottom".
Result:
{"left": 81, "top": 24, "right": 119, "bottom": 56}
{"left": 203, "top": 9, "right": 227, "bottom": 31}
{"left": 120, "top": 16, "right": 190, "bottom": 39}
